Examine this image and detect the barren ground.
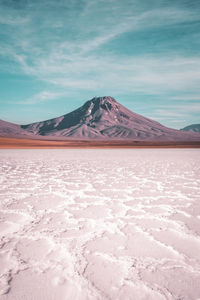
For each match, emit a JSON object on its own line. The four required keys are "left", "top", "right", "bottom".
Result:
{"left": 0, "top": 149, "right": 200, "bottom": 300}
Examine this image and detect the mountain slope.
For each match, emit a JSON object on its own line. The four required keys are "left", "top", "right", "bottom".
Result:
{"left": 21, "top": 96, "right": 200, "bottom": 141}
{"left": 181, "top": 124, "right": 200, "bottom": 133}
{"left": 0, "top": 120, "right": 33, "bottom": 138}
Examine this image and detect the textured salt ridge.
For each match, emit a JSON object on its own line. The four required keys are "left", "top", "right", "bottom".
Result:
{"left": 0, "top": 149, "right": 200, "bottom": 299}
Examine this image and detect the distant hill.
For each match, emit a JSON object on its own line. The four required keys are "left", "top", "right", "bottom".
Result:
{"left": 181, "top": 124, "right": 200, "bottom": 133}
{"left": 0, "top": 119, "right": 33, "bottom": 138}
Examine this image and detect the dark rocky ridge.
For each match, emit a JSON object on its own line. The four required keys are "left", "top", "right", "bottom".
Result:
{"left": 181, "top": 124, "right": 200, "bottom": 133}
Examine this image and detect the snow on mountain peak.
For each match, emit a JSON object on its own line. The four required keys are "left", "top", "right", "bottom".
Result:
{"left": 83, "top": 96, "right": 119, "bottom": 116}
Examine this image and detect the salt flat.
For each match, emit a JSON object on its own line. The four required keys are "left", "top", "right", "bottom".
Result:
{"left": 0, "top": 149, "right": 200, "bottom": 300}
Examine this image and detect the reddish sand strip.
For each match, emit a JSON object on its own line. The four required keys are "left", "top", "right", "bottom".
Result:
{"left": 0, "top": 137, "right": 200, "bottom": 149}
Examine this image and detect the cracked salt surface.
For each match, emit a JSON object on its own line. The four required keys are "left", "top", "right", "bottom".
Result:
{"left": 0, "top": 149, "right": 200, "bottom": 300}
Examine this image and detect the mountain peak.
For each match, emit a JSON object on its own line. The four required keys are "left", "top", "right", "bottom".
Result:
{"left": 83, "top": 96, "right": 118, "bottom": 114}
{"left": 91, "top": 96, "right": 117, "bottom": 103}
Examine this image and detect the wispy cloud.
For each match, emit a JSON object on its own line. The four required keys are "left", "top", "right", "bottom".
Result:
{"left": 0, "top": 15, "right": 29, "bottom": 26}
{"left": 0, "top": 0, "right": 200, "bottom": 127}
{"left": 170, "top": 103, "right": 200, "bottom": 113}
{"left": 150, "top": 103, "right": 200, "bottom": 126}
{"left": 20, "top": 91, "right": 68, "bottom": 105}
{"left": 1, "top": 6, "right": 199, "bottom": 97}
{"left": 18, "top": 55, "right": 200, "bottom": 96}
{"left": 152, "top": 110, "right": 185, "bottom": 118}
{"left": 170, "top": 95, "right": 200, "bottom": 101}
{"left": 149, "top": 103, "right": 200, "bottom": 128}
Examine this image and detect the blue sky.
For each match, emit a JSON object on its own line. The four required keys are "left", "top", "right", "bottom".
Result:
{"left": 0, "top": 0, "right": 200, "bottom": 128}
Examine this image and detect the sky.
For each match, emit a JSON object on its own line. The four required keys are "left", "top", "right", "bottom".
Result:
{"left": 0, "top": 0, "right": 200, "bottom": 128}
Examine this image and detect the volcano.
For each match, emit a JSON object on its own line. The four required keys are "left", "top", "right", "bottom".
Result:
{"left": 20, "top": 96, "right": 199, "bottom": 141}
{"left": 0, "top": 96, "right": 198, "bottom": 142}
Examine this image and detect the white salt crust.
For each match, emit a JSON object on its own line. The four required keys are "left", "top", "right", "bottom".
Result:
{"left": 0, "top": 149, "right": 200, "bottom": 300}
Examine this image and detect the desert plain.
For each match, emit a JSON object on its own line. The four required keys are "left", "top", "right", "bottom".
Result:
{"left": 0, "top": 148, "right": 200, "bottom": 299}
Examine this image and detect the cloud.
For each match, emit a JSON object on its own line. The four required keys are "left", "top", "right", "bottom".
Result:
{"left": 0, "top": 15, "right": 29, "bottom": 26}
{"left": 1, "top": 0, "right": 200, "bottom": 127}
{"left": 20, "top": 54, "right": 200, "bottom": 97}
{"left": 20, "top": 91, "right": 68, "bottom": 105}
{"left": 152, "top": 110, "right": 185, "bottom": 118}
{"left": 170, "top": 95, "right": 200, "bottom": 101}
{"left": 149, "top": 103, "right": 200, "bottom": 128}
{"left": 0, "top": 3, "right": 30, "bottom": 27}
{"left": 151, "top": 103, "right": 200, "bottom": 122}
{"left": 1, "top": 0, "right": 199, "bottom": 98}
